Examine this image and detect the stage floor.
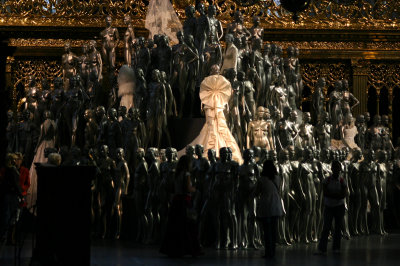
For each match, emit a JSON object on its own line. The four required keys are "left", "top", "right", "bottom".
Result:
{"left": 1, "top": 233, "right": 400, "bottom": 265}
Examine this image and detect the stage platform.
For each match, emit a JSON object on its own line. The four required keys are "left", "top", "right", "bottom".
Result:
{"left": 1, "top": 233, "right": 400, "bottom": 266}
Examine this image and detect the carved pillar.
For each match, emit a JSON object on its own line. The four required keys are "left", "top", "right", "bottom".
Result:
{"left": 389, "top": 88, "right": 393, "bottom": 137}
{"left": 351, "top": 59, "right": 369, "bottom": 117}
{"left": 0, "top": 40, "right": 15, "bottom": 165}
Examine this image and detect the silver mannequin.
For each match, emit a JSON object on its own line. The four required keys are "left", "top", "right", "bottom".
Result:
{"left": 237, "top": 149, "right": 259, "bottom": 249}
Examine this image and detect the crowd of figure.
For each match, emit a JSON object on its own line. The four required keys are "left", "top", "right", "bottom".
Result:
{"left": 1, "top": 2, "right": 400, "bottom": 258}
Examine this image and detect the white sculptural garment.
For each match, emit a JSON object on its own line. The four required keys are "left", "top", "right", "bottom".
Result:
{"left": 145, "top": 0, "right": 183, "bottom": 44}
{"left": 186, "top": 74, "right": 243, "bottom": 163}
{"left": 26, "top": 119, "right": 56, "bottom": 214}
{"left": 118, "top": 65, "right": 135, "bottom": 110}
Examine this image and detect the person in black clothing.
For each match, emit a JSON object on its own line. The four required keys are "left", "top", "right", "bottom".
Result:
{"left": 316, "top": 160, "right": 348, "bottom": 254}
{"left": 160, "top": 155, "right": 202, "bottom": 257}
{"left": 255, "top": 160, "right": 284, "bottom": 258}
{"left": 0, "top": 153, "right": 23, "bottom": 241}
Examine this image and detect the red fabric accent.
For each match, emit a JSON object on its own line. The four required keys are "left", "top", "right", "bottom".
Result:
{"left": 19, "top": 166, "right": 30, "bottom": 207}
{"left": 19, "top": 166, "right": 30, "bottom": 196}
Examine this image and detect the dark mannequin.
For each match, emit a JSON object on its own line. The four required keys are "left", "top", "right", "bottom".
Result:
{"left": 145, "top": 147, "right": 160, "bottom": 243}
{"left": 133, "top": 148, "right": 149, "bottom": 243}
{"left": 298, "top": 147, "right": 318, "bottom": 243}
{"left": 211, "top": 147, "right": 235, "bottom": 249}
{"left": 96, "top": 145, "right": 116, "bottom": 238}
{"left": 237, "top": 149, "right": 259, "bottom": 249}
{"left": 360, "top": 149, "right": 379, "bottom": 234}
{"left": 113, "top": 148, "right": 130, "bottom": 239}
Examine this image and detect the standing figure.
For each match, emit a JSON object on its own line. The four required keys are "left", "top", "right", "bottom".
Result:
{"left": 263, "top": 44, "right": 273, "bottom": 105}
{"left": 277, "top": 149, "right": 292, "bottom": 245}
{"left": 137, "top": 37, "right": 151, "bottom": 76}
{"left": 26, "top": 110, "right": 56, "bottom": 212}
{"left": 284, "top": 47, "right": 298, "bottom": 109}
{"left": 270, "top": 75, "right": 288, "bottom": 115}
{"left": 107, "top": 108, "right": 122, "bottom": 158}
{"left": 135, "top": 68, "right": 148, "bottom": 121}
{"left": 62, "top": 42, "right": 77, "bottom": 90}
{"left": 6, "top": 110, "right": 17, "bottom": 153}
{"left": 159, "top": 147, "right": 178, "bottom": 238}
{"left": 220, "top": 34, "right": 238, "bottom": 73}
{"left": 328, "top": 80, "right": 343, "bottom": 128}
{"left": 247, "top": 107, "right": 273, "bottom": 150}
{"left": 77, "top": 44, "right": 90, "bottom": 90}
{"left": 366, "top": 115, "right": 383, "bottom": 151}
{"left": 316, "top": 160, "right": 348, "bottom": 255}
{"left": 341, "top": 113, "right": 359, "bottom": 151}
{"left": 381, "top": 115, "right": 394, "bottom": 158}
{"left": 250, "top": 38, "right": 266, "bottom": 107}
{"left": 18, "top": 110, "right": 39, "bottom": 168}
{"left": 87, "top": 40, "right": 103, "bottom": 100}
{"left": 155, "top": 35, "right": 172, "bottom": 79}
{"left": 210, "top": 147, "right": 236, "bottom": 249}
{"left": 355, "top": 115, "right": 367, "bottom": 151}
{"left": 276, "top": 107, "right": 298, "bottom": 151}
{"left": 183, "top": 34, "right": 200, "bottom": 117}
{"left": 95, "top": 145, "right": 116, "bottom": 238}
{"left": 192, "top": 144, "right": 210, "bottom": 212}
{"left": 237, "top": 149, "right": 259, "bottom": 249}
{"left": 226, "top": 11, "right": 250, "bottom": 40}
{"left": 145, "top": 147, "right": 160, "bottom": 243}
{"left": 84, "top": 109, "right": 98, "bottom": 150}
{"left": 183, "top": 6, "right": 196, "bottom": 38}
{"left": 298, "top": 148, "right": 318, "bottom": 243}
{"left": 146, "top": 69, "right": 166, "bottom": 148}
{"left": 254, "top": 160, "right": 284, "bottom": 259}
{"left": 360, "top": 149, "right": 379, "bottom": 234}
{"left": 133, "top": 148, "right": 149, "bottom": 243}
{"left": 312, "top": 78, "right": 326, "bottom": 124}
{"left": 314, "top": 112, "right": 332, "bottom": 150}
{"left": 293, "top": 47, "right": 303, "bottom": 108}
{"left": 376, "top": 150, "right": 388, "bottom": 235}
{"left": 250, "top": 16, "right": 264, "bottom": 43}
{"left": 341, "top": 79, "right": 359, "bottom": 118}
{"left": 100, "top": 16, "right": 119, "bottom": 72}
{"left": 113, "top": 148, "right": 130, "bottom": 239}
{"left": 195, "top": 2, "right": 208, "bottom": 81}
{"left": 299, "top": 112, "right": 316, "bottom": 148}
{"left": 239, "top": 71, "right": 255, "bottom": 125}
{"left": 348, "top": 148, "right": 362, "bottom": 236}
{"left": 123, "top": 15, "right": 135, "bottom": 67}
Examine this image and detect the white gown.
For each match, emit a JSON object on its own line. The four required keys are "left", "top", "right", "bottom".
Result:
{"left": 186, "top": 74, "right": 243, "bottom": 163}
{"left": 26, "top": 119, "right": 56, "bottom": 213}
{"left": 145, "top": 0, "right": 183, "bottom": 44}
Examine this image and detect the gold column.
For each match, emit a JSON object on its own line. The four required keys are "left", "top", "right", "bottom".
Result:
{"left": 351, "top": 59, "right": 369, "bottom": 117}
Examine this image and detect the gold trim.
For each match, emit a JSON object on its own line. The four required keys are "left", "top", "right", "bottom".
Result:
{"left": 1, "top": 0, "right": 400, "bottom": 30}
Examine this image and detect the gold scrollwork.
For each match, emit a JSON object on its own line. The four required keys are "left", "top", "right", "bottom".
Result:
{"left": 11, "top": 59, "right": 62, "bottom": 92}
{"left": 1, "top": 1, "right": 400, "bottom": 30}
{"left": 301, "top": 62, "right": 352, "bottom": 95}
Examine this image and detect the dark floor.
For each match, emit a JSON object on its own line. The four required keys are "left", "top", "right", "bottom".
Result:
{"left": 1, "top": 234, "right": 400, "bottom": 266}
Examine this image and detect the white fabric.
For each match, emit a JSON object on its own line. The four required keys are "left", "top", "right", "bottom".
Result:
{"left": 184, "top": 75, "right": 243, "bottom": 163}
{"left": 118, "top": 65, "right": 135, "bottom": 110}
{"left": 145, "top": 0, "right": 183, "bottom": 44}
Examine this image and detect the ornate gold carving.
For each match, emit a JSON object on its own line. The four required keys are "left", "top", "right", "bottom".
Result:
{"left": 9, "top": 38, "right": 101, "bottom": 48}
{"left": 301, "top": 62, "right": 352, "bottom": 95}
{"left": 272, "top": 41, "right": 400, "bottom": 51}
{"left": 351, "top": 59, "right": 370, "bottom": 76}
{"left": 1, "top": 0, "right": 400, "bottom": 30}
{"left": 11, "top": 59, "right": 62, "bottom": 91}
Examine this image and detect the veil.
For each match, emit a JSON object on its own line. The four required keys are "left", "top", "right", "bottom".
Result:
{"left": 145, "top": 0, "right": 183, "bottom": 44}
